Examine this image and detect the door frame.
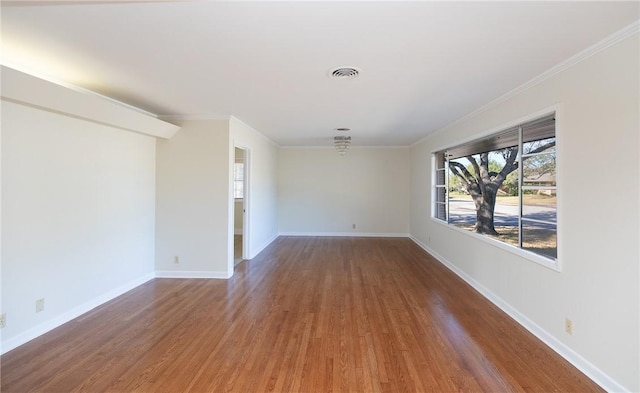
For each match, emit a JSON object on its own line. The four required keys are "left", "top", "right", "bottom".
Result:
{"left": 230, "top": 145, "right": 250, "bottom": 274}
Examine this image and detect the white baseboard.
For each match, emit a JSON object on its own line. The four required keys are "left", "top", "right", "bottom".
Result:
{"left": 408, "top": 236, "right": 627, "bottom": 393}
{"left": 248, "top": 232, "right": 279, "bottom": 259}
{"left": 155, "top": 270, "right": 231, "bottom": 279}
{"left": 279, "top": 231, "right": 410, "bottom": 238}
{"left": 1, "top": 272, "right": 155, "bottom": 355}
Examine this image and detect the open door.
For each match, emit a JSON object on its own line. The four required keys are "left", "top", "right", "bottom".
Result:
{"left": 233, "top": 147, "right": 247, "bottom": 266}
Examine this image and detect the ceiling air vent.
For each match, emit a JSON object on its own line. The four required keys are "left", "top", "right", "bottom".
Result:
{"left": 330, "top": 67, "right": 360, "bottom": 79}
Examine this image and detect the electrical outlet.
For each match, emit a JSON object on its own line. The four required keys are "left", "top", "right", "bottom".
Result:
{"left": 174, "top": 256, "right": 180, "bottom": 264}
{"left": 565, "top": 318, "right": 573, "bottom": 335}
{"left": 0, "top": 313, "right": 6, "bottom": 328}
{"left": 36, "top": 298, "right": 45, "bottom": 313}
{"left": 352, "top": 224, "right": 356, "bottom": 229}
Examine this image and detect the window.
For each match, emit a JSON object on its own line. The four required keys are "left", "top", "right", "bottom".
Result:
{"left": 233, "top": 162, "right": 244, "bottom": 199}
{"left": 433, "top": 114, "right": 556, "bottom": 261}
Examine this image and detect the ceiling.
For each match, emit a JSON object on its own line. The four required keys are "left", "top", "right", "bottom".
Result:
{"left": 2, "top": 1, "right": 638, "bottom": 146}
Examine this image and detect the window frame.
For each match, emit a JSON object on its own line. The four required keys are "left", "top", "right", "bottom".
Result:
{"left": 233, "top": 162, "right": 244, "bottom": 200}
{"left": 431, "top": 110, "right": 560, "bottom": 271}
{"left": 433, "top": 152, "right": 448, "bottom": 221}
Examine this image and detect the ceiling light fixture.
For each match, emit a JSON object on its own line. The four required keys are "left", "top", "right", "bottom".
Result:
{"left": 329, "top": 66, "right": 360, "bottom": 79}
{"left": 334, "top": 136, "right": 351, "bottom": 156}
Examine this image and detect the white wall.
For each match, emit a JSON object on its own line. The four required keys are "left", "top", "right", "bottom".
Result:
{"left": 229, "top": 117, "right": 279, "bottom": 262}
{"left": 1, "top": 100, "right": 157, "bottom": 353}
{"left": 155, "top": 119, "right": 231, "bottom": 278}
{"left": 410, "top": 33, "right": 639, "bottom": 391}
{"left": 279, "top": 147, "right": 410, "bottom": 236}
{"left": 155, "top": 117, "right": 279, "bottom": 278}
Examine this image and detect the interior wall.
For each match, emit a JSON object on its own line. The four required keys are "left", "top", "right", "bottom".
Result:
{"left": 229, "top": 117, "right": 279, "bottom": 261}
{"left": 155, "top": 119, "right": 231, "bottom": 278}
{"left": 1, "top": 100, "right": 157, "bottom": 352}
{"left": 410, "top": 34, "right": 639, "bottom": 391}
{"left": 278, "top": 147, "right": 410, "bottom": 236}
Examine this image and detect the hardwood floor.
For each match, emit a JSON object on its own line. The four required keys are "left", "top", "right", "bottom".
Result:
{"left": 1, "top": 237, "right": 603, "bottom": 392}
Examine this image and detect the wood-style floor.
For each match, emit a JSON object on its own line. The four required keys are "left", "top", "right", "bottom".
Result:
{"left": 1, "top": 237, "right": 603, "bottom": 392}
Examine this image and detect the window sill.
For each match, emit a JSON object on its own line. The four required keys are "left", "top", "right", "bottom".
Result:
{"left": 430, "top": 217, "right": 560, "bottom": 272}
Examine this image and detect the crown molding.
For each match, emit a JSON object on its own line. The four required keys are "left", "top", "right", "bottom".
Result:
{"left": 158, "top": 114, "right": 231, "bottom": 121}
{"left": 413, "top": 20, "right": 640, "bottom": 148}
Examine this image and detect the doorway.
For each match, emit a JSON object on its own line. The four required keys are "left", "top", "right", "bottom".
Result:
{"left": 233, "top": 147, "right": 247, "bottom": 266}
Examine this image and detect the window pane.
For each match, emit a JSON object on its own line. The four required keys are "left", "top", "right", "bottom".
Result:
{"left": 522, "top": 191, "right": 556, "bottom": 261}
{"left": 436, "top": 203, "right": 447, "bottom": 221}
{"left": 522, "top": 220, "right": 557, "bottom": 259}
{"left": 234, "top": 163, "right": 244, "bottom": 180}
{"left": 434, "top": 184, "right": 447, "bottom": 221}
{"left": 448, "top": 197, "right": 474, "bottom": 227}
{"left": 448, "top": 156, "right": 476, "bottom": 195}
{"left": 234, "top": 180, "right": 244, "bottom": 199}
{"left": 234, "top": 163, "right": 244, "bottom": 198}
{"left": 434, "top": 152, "right": 447, "bottom": 221}
{"left": 436, "top": 169, "right": 445, "bottom": 185}
{"left": 435, "top": 187, "right": 446, "bottom": 203}
{"left": 494, "top": 194, "right": 519, "bottom": 229}
{"left": 523, "top": 137, "right": 555, "bottom": 155}
{"left": 522, "top": 192, "right": 556, "bottom": 222}
{"left": 522, "top": 152, "right": 556, "bottom": 186}
{"left": 436, "top": 152, "right": 446, "bottom": 170}
{"left": 522, "top": 115, "right": 555, "bottom": 149}
{"left": 447, "top": 128, "right": 518, "bottom": 160}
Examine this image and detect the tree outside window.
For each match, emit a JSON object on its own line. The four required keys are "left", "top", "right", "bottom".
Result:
{"left": 434, "top": 114, "right": 556, "bottom": 260}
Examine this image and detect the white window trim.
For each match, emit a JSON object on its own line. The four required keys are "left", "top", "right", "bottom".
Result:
{"left": 430, "top": 216, "right": 560, "bottom": 271}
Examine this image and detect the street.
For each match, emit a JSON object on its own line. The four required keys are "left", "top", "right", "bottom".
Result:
{"left": 448, "top": 198, "right": 556, "bottom": 229}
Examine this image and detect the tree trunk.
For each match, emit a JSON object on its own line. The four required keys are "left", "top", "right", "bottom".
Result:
{"left": 472, "top": 186, "right": 499, "bottom": 235}
{"left": 475, "top": 201, "right": 498, "bottom": 235}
